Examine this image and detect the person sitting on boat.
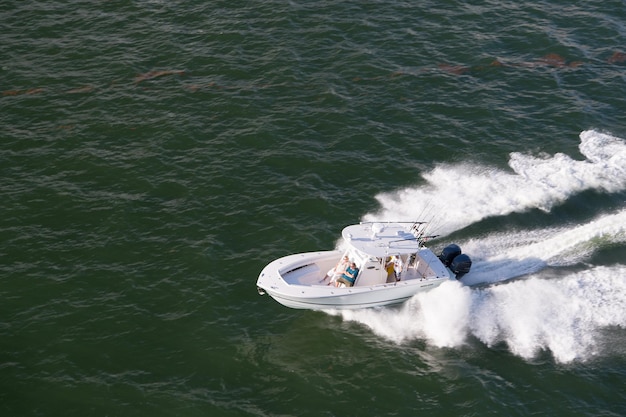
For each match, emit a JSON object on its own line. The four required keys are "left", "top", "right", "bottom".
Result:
{"left": 323, "top": 255, "right": 350, "bottom": 284}
{"left": 335, "top": 262, "right": 359, "bottom": 287}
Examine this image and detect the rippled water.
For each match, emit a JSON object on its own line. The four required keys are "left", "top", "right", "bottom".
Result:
{"left": 2, "top": 1, "right": 626, "bottom": 416}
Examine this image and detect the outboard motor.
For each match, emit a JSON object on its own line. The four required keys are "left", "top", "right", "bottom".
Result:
{"left": 451, "top": 254, "right": 472, "bottom": 279}
{"left": 439, "top": 244, "right": 461, "bottom": 267}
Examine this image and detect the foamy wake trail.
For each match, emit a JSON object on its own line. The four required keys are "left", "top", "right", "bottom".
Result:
{"left": 362, "top": 130, "right": 626, "bottom": 236}
{"left": 341, "top": 130, "right": 626, "bottom": 363}
{"left": 339, "top": 267, "right": 626, "bottom": 363}
{"left": 461, "top": 208, "right": 626, "bottom": 286}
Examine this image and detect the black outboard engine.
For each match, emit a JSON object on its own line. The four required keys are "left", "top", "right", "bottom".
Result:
{"left": 439, "top": 244, "right": 461, "bottom": 267}
{"left": 450, "top": 254, "right": 472, "bottom": 279}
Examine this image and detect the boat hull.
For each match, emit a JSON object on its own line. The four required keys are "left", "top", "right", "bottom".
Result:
{"left": 260, "top": 279, "right": 446, "bottom": 310}
{"left": 257, "top": 250, "right": 452, "bottom": 310}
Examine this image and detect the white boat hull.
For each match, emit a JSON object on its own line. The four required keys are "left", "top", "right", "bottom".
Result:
{"left": 257, "top": 249, "right": 454, "bottom": 310}
{"left": 260, "top": 277, "right": 447, "bottom": 310}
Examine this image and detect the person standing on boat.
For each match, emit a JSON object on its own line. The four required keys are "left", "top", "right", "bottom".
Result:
{"left": 335, "top": 262, "right": 359, "bottom": 287}
{"left": 385, "top": 255, "right": 402, "bottom": 282}
{"left": 323, "top": 255, "right": 349, "bottom": 284}
{"left": 385, "top": 256, "right": 396, "bottom": 282}
{"left": 394, "top": 256, "right": 403, "bottom": 281}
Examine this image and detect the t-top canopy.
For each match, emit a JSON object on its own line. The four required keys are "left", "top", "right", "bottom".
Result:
{"left": 341, "top": 222, "right": 424, "bottom": 258}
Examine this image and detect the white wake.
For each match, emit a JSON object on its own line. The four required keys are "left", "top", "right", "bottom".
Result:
{"left": 336, "top": 130, "right": 626, "bottom": 363}
{"left": 461, "top": 208, "right": 626, "bottom": 286}
{"left": 340, "top": 267, "right": 626, "bottom": 363}
{"left": 362, "top": 129, "right": 626, "bottom": 237}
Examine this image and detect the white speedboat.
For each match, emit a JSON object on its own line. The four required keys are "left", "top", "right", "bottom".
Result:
{"left": 256, "top": 222, "right": 471, "bottom": 310}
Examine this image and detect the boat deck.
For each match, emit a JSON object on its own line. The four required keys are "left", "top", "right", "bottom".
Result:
{"left": 281, "top": 255, "right": 446, "bottom": 288}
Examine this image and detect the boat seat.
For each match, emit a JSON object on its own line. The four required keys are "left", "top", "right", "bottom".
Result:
{"left": 282, "top": 263, "right": 320, "bottom": 285}
{"left": 353, "top": 261, "right": 382, "bottom": 287}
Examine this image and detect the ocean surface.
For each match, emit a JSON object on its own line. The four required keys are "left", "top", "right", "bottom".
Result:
{"left": 2, "top": 1, "right": 626, "bottom": 416}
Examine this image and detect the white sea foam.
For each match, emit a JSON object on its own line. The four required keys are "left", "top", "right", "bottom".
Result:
{"left": 462, "top": 208, "right": 626, "bottom": 286}
{"left": 339, "top": 130, "right": 626, "bottom": 363}
{"left": 469, "top": 269, "right": 626, "bottom": 363}
{"left": 362, "top": 130, "right": 626, "bottom": 236}
{"left": 339, "top": 266, "right": 626, "bottom": 363}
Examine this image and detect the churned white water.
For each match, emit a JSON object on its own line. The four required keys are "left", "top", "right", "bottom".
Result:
{"left": 342, "top": 266, "right": 626, "bottom": 364}
{"left": 337, "top": 130, "right": 626, "bottom": 364}
{"left": 363, "top": 130, "right": 626, "bottom": 236}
